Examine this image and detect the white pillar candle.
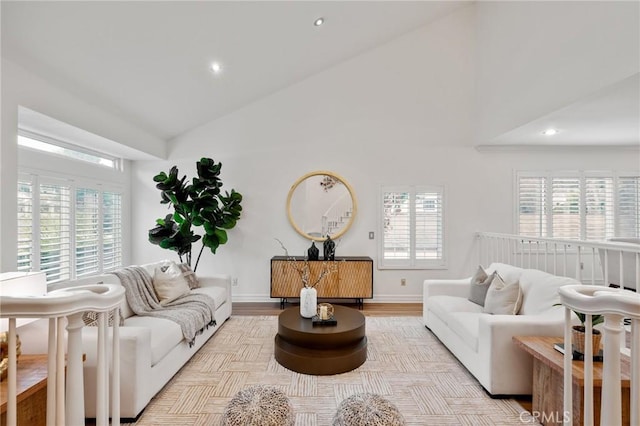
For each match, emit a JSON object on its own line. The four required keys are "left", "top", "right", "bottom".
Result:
{"left": 320, "top": 305, "right": 328, "bottom": 320}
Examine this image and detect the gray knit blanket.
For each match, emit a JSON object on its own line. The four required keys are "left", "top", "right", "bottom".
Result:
{"left": 112, "top": 266, "right": 216, "bottom": 346}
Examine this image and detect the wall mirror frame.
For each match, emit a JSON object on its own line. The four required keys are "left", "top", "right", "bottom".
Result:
{"left": 286, "top": 170, "right": 357, "bottom": 242}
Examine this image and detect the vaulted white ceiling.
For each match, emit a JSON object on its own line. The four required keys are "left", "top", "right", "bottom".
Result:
{"left": 2, "top": 1, "right": 467, "bottom": 141}
{"left": 3, "top": 1, "right": 638, "bottom": 148}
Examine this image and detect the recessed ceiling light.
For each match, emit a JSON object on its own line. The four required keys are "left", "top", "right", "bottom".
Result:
{"left": 542, "top": 128, "right": 558, "bottom": 136}
{"left": 314, "top": 17, "right": 325, "bottom": 27}
{"left": 210, "top": 62, "right": 222, "bottom": 75}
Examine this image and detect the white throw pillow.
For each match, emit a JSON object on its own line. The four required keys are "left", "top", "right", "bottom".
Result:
{"left": 153, "top": 261, "right": 191, "bottom": 305}
{"left": 483, "top": 272, "right": 523, "bottom": 315}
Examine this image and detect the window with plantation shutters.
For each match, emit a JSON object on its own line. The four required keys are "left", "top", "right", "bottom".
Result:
{"left": 380, "top": 185, "right": 445, "bottom": 269}
{"left": 551, "top": 177, "right": 581, "bottom": 239}
{"left": 75, "top": 188, "right": 100, "bottom": 277}
{"left": 618, "top": 176, "right": 640, "bottom": 237}
{"left": 585, "top": 177, "right": 614, "bottom": 240}
{"left": 39, "top": 181, "right": 72, "bottom": 282}
{"left": 517, "top": 172, "right": 639, "bottom": 240}
{"left": 17, "top": 179, "right": 34, "bottom": 272}
{"left": 17, "top": 174, "right": 123, "bottom": 283}
{"left": 517, "top": 176, "right": 546, "bottom": 237}
{"left": 102, "top": 191, "right": 122, "bottom": 271}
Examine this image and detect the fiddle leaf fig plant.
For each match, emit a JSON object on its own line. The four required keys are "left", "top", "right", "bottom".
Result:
{"left": 148, "top": 158, "right": 242, "bottom": 272}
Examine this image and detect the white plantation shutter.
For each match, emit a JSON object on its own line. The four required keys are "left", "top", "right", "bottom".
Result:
{"left": 551, "top": 177, "right": 581, "bottom": 239}
{"left": 585, "top": 177, "right": 614, "bottom": 240}
{"left": 380, "top": 186, "right": 445, "bottom": 269}
{"left": 75, "top": 188, "right": 100, "bottom": 277}
{"left": 39, "top": 181, "right": 71, "bottom": 282}
{"left": 102, "top": 191, "right": 122, "bottom": 271}
{"left": 16, "top": 173, "right": 123, "bottom": 282}
{"left": 518, "top": 176, "right": 547, "bottom": 237}
{"left": 517, "top": 172, "right": 639, "bottom": 240}
{"left": 415, "top": 191, "right": 443, "bottom": 260}
{"left": 382, "top": 190, "right": 410, "bottom": 260}
{"left": 17, "top": 178, "right": 34, "bottom": 272}
{"left": 618, "top": 176, "right": 640, "bottom": 237}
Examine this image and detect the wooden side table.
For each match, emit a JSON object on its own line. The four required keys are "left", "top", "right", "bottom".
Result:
{"left": 513, "top": 336, "right": 631, "bottom": 426}
{"left": 0, "top": 354, "right": 48, "bottom": 426}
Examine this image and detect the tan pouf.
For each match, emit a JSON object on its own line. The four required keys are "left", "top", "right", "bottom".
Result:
{"left": 222, "top": 385, "right": 294, "bottom": 426}
{"left": 333, "top": 393, "right": 405, "bottom": 426}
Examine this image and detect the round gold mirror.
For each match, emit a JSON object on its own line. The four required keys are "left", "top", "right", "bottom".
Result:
{"left": 286, "top": 171, "right": 357, "bottom": 241}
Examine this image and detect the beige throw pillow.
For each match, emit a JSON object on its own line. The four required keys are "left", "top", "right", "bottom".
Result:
{"left": 178, "top": 263, "right": 200, "bottom": 289}
{"left": 468, "top": 265, "right": 496, "bottom": 307}
{"left": 483, "top": 272, "right": 523, "bottom": 315}
{"left": 153, "top": 261, "right": 191, "bottom": 305}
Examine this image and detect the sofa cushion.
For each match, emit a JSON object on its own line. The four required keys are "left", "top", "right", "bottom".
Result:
{"left": 486, "top": 263, "right": 523, "bottom": 286}
{"left": 483, "top": 273, "right": 523, "bottom": 315}
{"left": 447, "top": 313, "right": 480, "bottom": 351}
{"left": 468, "top": 265, "right": 496, "bottom": 307}
{"left": 124, "top": 316, "right": 183, "bottom": 366}
{"left": 427, "top": 295, "right": 483, "bottom": 325}
{"left": 519, "top": 269, "right": 580, "bottom": 315}
{"left": 153, "top": 262, "right": 191, "bottom": 305}
{"left": 191, "top": 285, "right": 227, "bottom": 310}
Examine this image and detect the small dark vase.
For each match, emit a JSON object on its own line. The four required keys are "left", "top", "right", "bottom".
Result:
{"left": 307, "top": 241, "right": 319, "bottom": 260}
{"left": 323, "top": 236, "right": 336, "bottom": 261}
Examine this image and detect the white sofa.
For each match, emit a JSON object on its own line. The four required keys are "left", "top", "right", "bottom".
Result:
{"left": 423, "top": 263, "right": 580, "bottom": 395}
{"left": 19, "top": 260, "right": 232, "bottom": 419}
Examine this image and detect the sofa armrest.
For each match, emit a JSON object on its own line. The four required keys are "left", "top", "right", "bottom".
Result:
{"left": 423, "top": 278, "right": 471, "bottom": 299}
{"left": 81, "top": 326, "right": 153, "bottom": 417}
{"left": 198, "top": 274, "right": 232, "bottom": 302}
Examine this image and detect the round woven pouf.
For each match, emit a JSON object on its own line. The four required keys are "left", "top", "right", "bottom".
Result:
{"left": 222, "top": 385, "right": 294, "bottom": 426}
{"left": 333, "top": 393, "right": 405, "bottom": 426}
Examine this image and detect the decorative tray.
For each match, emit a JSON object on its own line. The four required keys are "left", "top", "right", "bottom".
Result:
{"left": 311, "top": 315, "right": 337, "bottom": 326}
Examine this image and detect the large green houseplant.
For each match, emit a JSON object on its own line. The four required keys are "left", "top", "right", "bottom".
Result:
{"left": 148, "top": 158, "right": 242, "bottom": 272}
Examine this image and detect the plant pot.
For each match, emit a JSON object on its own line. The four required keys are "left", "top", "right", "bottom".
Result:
{"left": 300, "top": 287, "right": 317, "bottom": 318}
{"left": 572, "top": 326, "right": 602, "bottom": 355}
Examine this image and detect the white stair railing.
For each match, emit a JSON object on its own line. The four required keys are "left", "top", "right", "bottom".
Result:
{"left": 476, "top": 232, "right": 640, "bottom": 292}
{"left": 1, "top": 284, "right": 124, "bottom": 426}
{"left": 558, "top": 285, "right": 640, "bottom": 426}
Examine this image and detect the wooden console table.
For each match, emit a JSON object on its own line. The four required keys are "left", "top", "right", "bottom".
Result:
{"left": 0, "top": 354, "right": 48, "bottom": 426}
{"left": 513, "top": 336, "right": 631, "bottom": 426}
{"left": 271, "top": 256, "right": 373, "bottom": 308}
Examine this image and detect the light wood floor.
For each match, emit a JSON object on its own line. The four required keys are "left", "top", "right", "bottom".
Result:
{"left": 232, "top": 301, "right": 422, "bottom": 316}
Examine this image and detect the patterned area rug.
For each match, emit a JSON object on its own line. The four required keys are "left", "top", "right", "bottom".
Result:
{"left": 131, "top": 315, "right": 532, "bottom": 425}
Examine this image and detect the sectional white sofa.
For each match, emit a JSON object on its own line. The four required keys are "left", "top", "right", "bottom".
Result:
{"left": 423, "top": 263, "right": 580, "bottom": 395}
{"left": 19, "top": 260, "right": 232, "bottom": 419}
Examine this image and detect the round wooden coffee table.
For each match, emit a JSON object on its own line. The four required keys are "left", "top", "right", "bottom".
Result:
{"left": 274, "top": 305, "right": 367, "bottom": 375}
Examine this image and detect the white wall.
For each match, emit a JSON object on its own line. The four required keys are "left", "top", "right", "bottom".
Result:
{"left": 130, "top": 5, "right": 639, "bottom": 302}
{"left": 0, "top": 59, "right": 165, "bottom": 271}
{"left": 475, "top": 1, "right": 640, "bottom": 145}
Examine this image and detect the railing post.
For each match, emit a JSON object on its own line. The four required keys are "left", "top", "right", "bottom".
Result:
{"left": 7, "top": 318, "right": 17, "bottom": 426}
{"left": 583, "top": 315, "right": 594, "bottom": 426}
{"left": 56, "top": 317, "right": 66, "bottom": 426}
{"left": 46, "top": 318, "right": 57, "bottom": 426}
{"left": 601, "top": 314, "right": 624, "bottom": 426}
{"left": 65, "top": 312, "right": 85, "bottom": 425}
{"left": 563, "top": 307, "right": 573, "bottom": 426}
{"left": 632, "top": 319, "right": 639, "bottom": 426}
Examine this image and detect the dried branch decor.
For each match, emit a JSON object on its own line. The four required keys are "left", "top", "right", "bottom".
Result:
{"left": 275, "top": 239, "right": 341, "bottom": 288}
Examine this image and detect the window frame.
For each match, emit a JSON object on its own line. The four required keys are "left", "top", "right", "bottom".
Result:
{"left": 18, "top": 129, "right": 123, "bottom": 171}
{"left": 18, "top": 170, "right": 125, "bottom": 283}
{"left": 515, "top": 170, "right": 640, "bottom": 240}
{"left": 378, "top": 184, "right": 446, "bottom": 270}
